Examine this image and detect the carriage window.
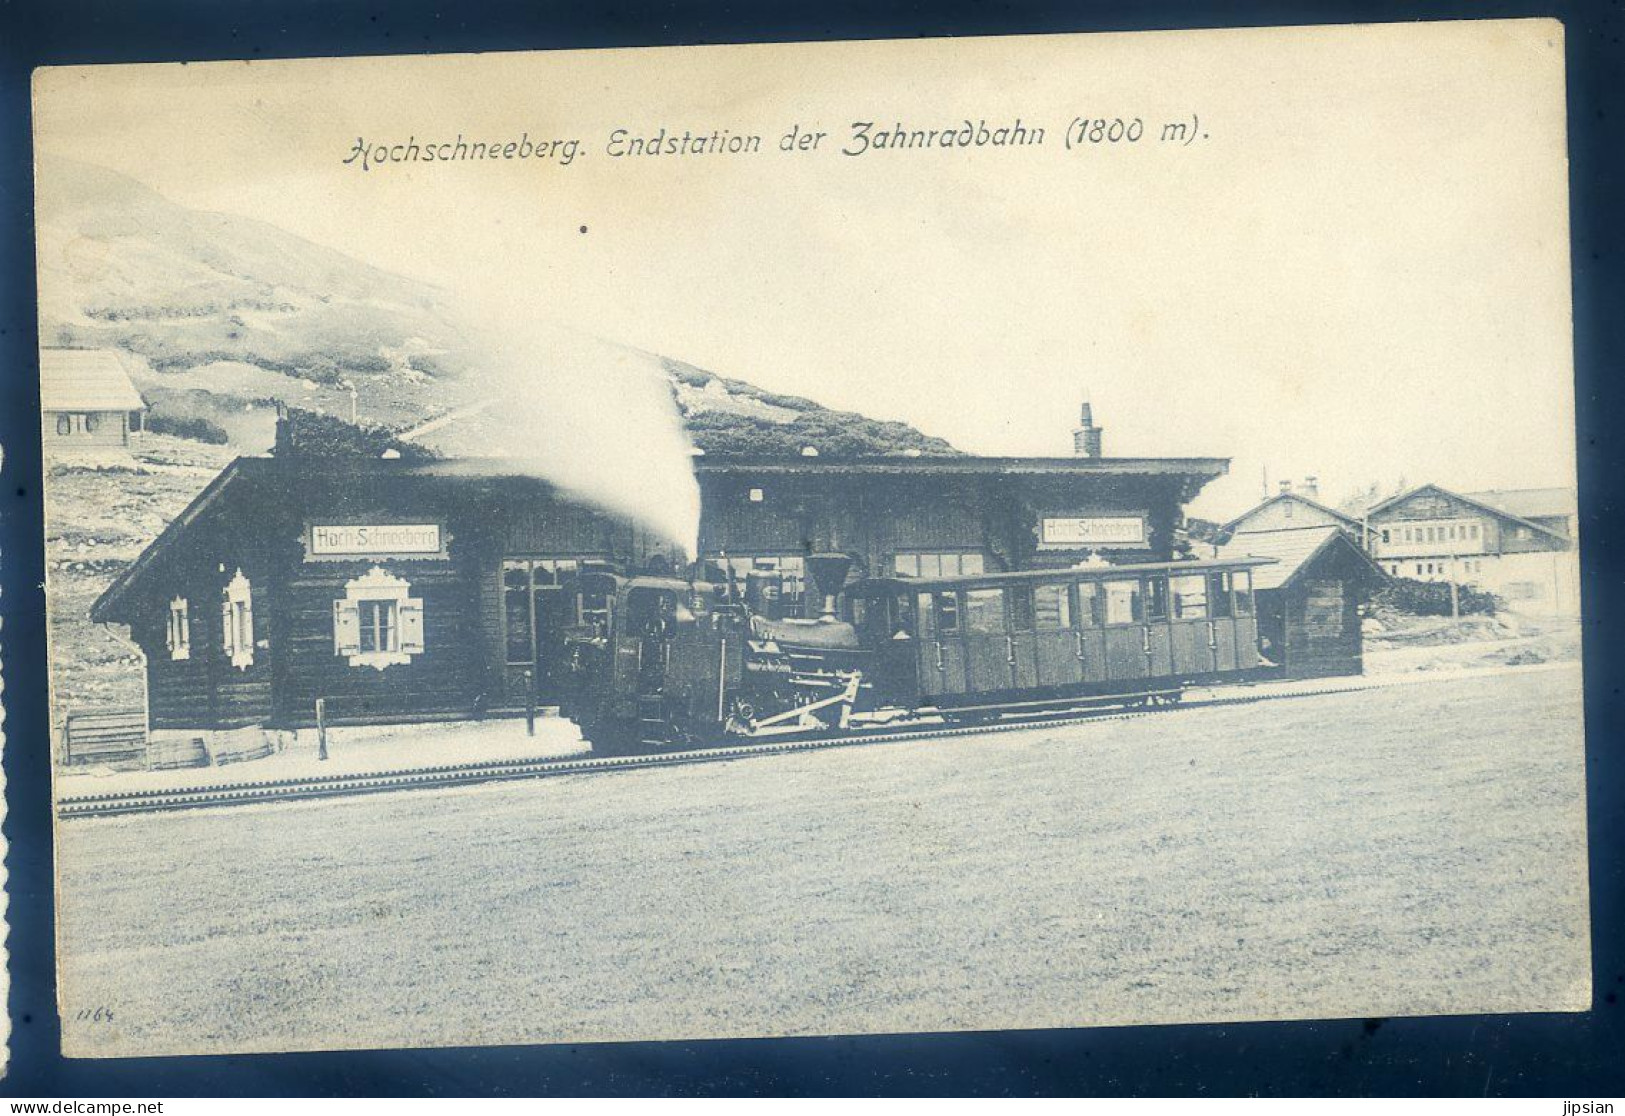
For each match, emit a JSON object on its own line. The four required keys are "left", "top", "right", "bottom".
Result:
{"left": 892, "top": 594, "right": 917, "bottom": 638}
{"left": 1233, "top": 570, "right": 1255, "bottom": 617}
{"left": 964, "top": 589, "right": 1006, "bottom": 634}
{"left": 1208, "top": 571, "right": 1234, "bottom": 618}
{"left": 1144, "top": 576, "right": 1169, "bottom": 622}
{"left": 1076, "top": 582, "right": 1105, "bottom": 627}
{"left": 933, "top": 591, "right": 960, "bottom": 635}
{"left": 1034, "top": 583, "right": 1072, "bottom": 630}
{"left": 1104, "top": 580, "right": 1142, "bottom": 625}
{"left": 1171, "top": 574, "right": 1208, "bottom": 619}
{"left": 1008, "top": 587, "right": 1035, "bottom": 632}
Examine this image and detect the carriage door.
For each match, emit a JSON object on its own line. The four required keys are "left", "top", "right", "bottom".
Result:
{"left": 1007, "top": 587, "right": 1040, "bottom": 690}
{"left": 916, "top": 590, "right": 968, "bottom": 699}
{"left": 1143, "top": 575, "right": 1174, "bottom": 678}
{"left": 1230, "top": 571, "right": 1260, "bottom": 668}
{"left": 1074, "top": 582, "right": 1108, "bottom": 684}
{"left": 962, "top": 588, "right": 1011, "bottom": 695}
{"left": 1207, "top": 570, "right": 1240, "bottom": 672}
{"left": 1101, "top": 579, "right": 1150, "bottom": 684}
{"left": 1031, "top": 582, "right": 1082, "bottom": 688}
{"left": 1168, "top": 573, "right": 1215, "bottom": 677}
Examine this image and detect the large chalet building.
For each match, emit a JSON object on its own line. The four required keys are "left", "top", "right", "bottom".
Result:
{"left": 1220, "top": 477, "right": 1578, "bottom": 616}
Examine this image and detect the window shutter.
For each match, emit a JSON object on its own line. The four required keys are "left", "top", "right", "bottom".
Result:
{"left": 239, "top": 597, "right": 255, "bottom": 665}
{"left": 333, "top": 598, "right": 361, "bottom": 656}
{"left": 165, "top": 608, "right": 176, "bottom": 655}
{"left": 399, "top": 597, "right": 425, "bottom": 654}
{"left": 221, "top": 598, "right": 236, "bottom": 658}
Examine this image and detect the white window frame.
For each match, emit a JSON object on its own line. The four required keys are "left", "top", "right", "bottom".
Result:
{"left": 166, "top": 596, "right": 191, "bottom": 661}
{"left": 220, "top": 569, "right": 255, "bottom": 670}
{"left": 892, "top": 551, "right": 988, "bottom": 578}
{"left": 334, "top": 566, "right": 424, "bottom": 671}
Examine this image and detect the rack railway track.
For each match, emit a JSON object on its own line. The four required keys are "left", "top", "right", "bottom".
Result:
{"left": 54, "top": 669, "right": 1531, "bottom": 820}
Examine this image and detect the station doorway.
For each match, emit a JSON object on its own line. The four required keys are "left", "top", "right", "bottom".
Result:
{"left": 501, "top": 557, "right": 599, "bottom": 708}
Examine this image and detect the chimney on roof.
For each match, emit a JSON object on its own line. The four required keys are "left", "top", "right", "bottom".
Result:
{"left": 1279, "top": 480, "right": 1293, "bottom": 495}
{"left": 1073, "top": 398, "right": 1104, "bottom": 459}
{"left": 1302, "top": 475, "right": 1319, "bottom": 500}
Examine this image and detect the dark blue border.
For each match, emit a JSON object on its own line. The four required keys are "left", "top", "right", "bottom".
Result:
{"left": 2, "top": 0, "right": 1621, "bottom": 1096}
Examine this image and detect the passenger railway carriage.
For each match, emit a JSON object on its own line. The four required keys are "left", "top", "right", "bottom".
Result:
{"left": 848, "top": 559, "right": 1269, "bottom": 715}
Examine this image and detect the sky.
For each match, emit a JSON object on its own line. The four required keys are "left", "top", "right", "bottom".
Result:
{"left": 31, "top": 20, "right": 1576, "bottom": 520}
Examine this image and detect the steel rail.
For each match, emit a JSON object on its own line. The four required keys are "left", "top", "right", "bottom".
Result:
{"left": 52, "top": 675, "right": 1411, "bottom": 819}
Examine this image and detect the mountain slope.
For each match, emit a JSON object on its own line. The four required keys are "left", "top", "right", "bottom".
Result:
{"left": 34, "top": 156, "right": 959, "bottom": 457}
{"left": 664, "top": 358, "right": 960, "bottom": 457}
{"left": 36, "top": 154, "right": 468, "bottom": 384}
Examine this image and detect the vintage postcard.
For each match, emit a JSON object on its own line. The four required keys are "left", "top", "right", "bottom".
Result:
{"left": 33, "top": 19, "right": 1585, "bottom": 1058}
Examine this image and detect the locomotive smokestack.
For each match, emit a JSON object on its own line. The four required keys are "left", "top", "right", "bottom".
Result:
{"left": 805, "top": 552, "right": 854, "bottom": 620}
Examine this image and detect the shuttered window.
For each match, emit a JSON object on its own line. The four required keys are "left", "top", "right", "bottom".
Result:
{"left": 220, "top": 570, "right": 255, "bottom": 670}
{"left": 335, "top": 567, "right": 423, "bottom": 670}
{"left": 166, "top": 596, "right": 191, "bottom": 661}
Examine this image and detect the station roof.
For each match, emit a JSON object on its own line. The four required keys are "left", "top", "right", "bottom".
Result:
{"left": 39, "top": 348, "right": 145, "bottom": 412}
{"left": 1213, "top": 525, "right": 1387, "bottom": 592}
{"left": 689, "top": 455, "right": 1229, "bottom": 479}
{"left": 1219, "top": 491, "right": 1363, "bottom": 536}
{"left": 1364, "top": 483, "right": 1570, "bottom": 546}
{"left": 1461, "top": 486, "right": 1577, "bottom": 525}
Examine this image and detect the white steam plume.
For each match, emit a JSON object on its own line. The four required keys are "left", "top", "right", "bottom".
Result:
{"left": 431, "top": 299, "right": 702, "bottom": 557}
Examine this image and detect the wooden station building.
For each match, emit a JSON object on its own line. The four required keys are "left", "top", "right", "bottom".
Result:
{"left": 91, "top": 446, "right": 1231, "bottom": 739}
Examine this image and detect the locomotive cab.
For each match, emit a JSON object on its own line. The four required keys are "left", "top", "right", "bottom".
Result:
{"left": 561, "top": 573, "right": 746, "bottom": 752}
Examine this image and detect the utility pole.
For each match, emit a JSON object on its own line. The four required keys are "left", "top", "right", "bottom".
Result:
{"left": 1448, "top": 532, "right": 1460, "bottom": 620}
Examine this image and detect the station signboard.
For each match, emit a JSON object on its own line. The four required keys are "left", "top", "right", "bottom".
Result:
{"left": 1038, "top": 516, "right": 1146, "bottom": 548}
{"left": 307, "top": 523, "right": 445, "bottom": 559}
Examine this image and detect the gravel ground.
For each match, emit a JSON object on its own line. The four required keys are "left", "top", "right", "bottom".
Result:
{"left": 56, "top": 665, "right": 1589, "bottom": 1057}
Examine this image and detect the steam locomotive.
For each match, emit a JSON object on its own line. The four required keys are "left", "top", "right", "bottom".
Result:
{"left": 556, "top": 551, "right": 1274, "bottom": 753}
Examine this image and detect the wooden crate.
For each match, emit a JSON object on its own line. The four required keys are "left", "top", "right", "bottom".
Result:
{"left": 62, "top": 710, "right": 148, "bottom": 767}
